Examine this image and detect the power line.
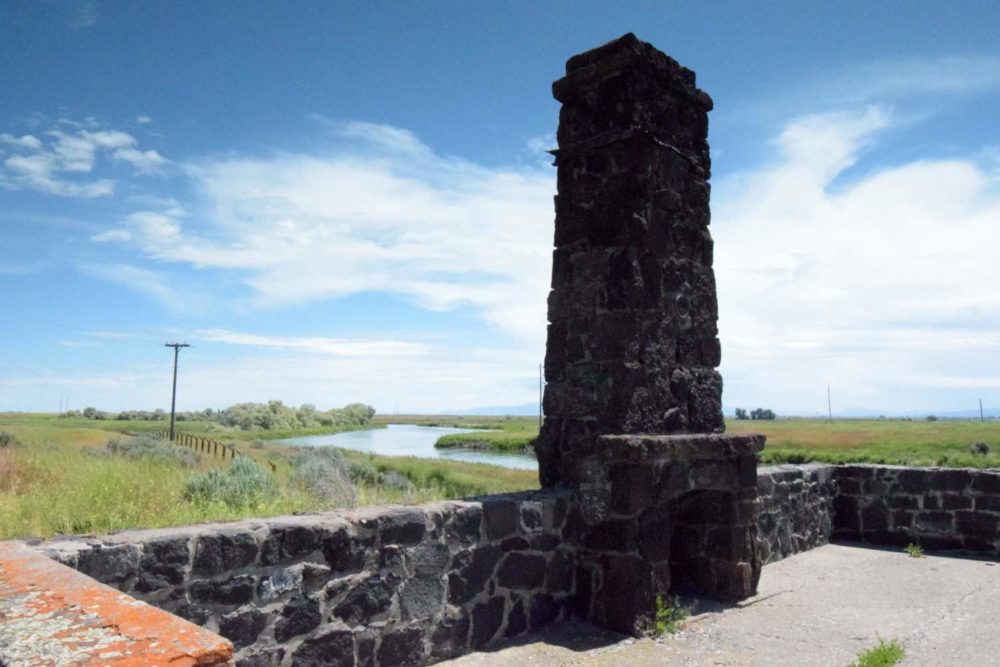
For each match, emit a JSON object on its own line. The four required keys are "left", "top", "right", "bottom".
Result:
{"left": 164, "top": 343, "right": 190, "bottom": 441}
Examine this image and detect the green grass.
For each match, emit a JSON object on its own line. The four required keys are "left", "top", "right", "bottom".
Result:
{"left": 417, "top": 413, "right": 1000, "bottom": 466}
{"left": 403, "top": 416, "right": 540, "bottom": 453}
{"left": 849, "top": 638, "right": 904, "bottom": 667}
{"left": 905, "top": 542, "right": 925, "bottom": 558}
{"left": 5, "top": 411, "right": 999, "bottom": 540}
{"left": 731, "top": 419, "right": 1000, "bottom": 467}
{"left": 0, "top": 414, "right": 538, "bottom": 540}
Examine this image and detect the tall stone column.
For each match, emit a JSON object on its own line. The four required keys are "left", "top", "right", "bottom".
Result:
{"left": 537, "top": 33, "right": 725, "bottom": 488}
{"left": 538, "top": 34, "right": 765, "bottom": 635}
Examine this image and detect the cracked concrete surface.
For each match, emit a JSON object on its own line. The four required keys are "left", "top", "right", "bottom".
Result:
{"left": 441, "top": 543, "right": 1000, "bottom": 666}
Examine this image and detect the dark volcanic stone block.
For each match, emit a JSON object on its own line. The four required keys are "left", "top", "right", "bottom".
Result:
{"left": 189, "top": 574, "right": 255, "bottom": 606}
{"left": 322, "top": 528, "right": 372, "bottom": 573}
{"left": 399, "top": 573, "right": 445, "bottom": 621}
{"left": 291, "top": 627, "right": 354, "bottom": 667}
{"left": 259, "top": 525, "right": 325, "bottom": 565}
{"left": 506, "top": 598, "right": 527, "bottom": 637}
{"left": 237, "top": 647, "right": 285, "bottom": 667}
{"left": 448, "top": 545, "right": 502, "bottom": 605}
{"left": 497, "top": 553, "right": 547, "bottom": 590}
{"left": 378, "top": 627, "right": 426, "bottom": 667}
{"left": 77, "top": 544, "right": 140, "bottom": 584}
{"left": 192, "top": 532, "right": 257, "bottom": 575}
{"left": 445, "top": 505, "right": 483, "bottom": 543}
{"left": 483, "top": 499, "right": 519, "bottom": 540}
{"left": 379, "top": 509, "right": 428, "bottom": 545}
{"left": 332, "top": 574, "right": 398, "bottom": 626}
{"left": 135, "top": 537, "right": 190, "bottom": 592}
{"left": 972, "top": 472, "right": 1000, "bottom": 495}
{"left": 274, "top": 595, "right": 322, "bottom": 643}
{"left": 597, "top": 554, "right": 652, "bottom": 635}
{"left": 219, "top": 605, "right": 267, "bottom": 648}
{"left": 430, "top": 613, "right": 471, "bottom": 662}
{"left": 957, "top": 511, "right": 1000, "bottom": 537}
{"left": 471, "top": 596, "right": 506, "bottom": 649}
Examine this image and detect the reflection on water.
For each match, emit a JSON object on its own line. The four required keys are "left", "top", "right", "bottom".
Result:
{"left": 278, "top": 424, "right": 538, "bottom": 471}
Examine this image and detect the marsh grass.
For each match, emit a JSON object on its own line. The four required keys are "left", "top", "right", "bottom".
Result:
{"left": 0, "top": 445, "right": 316, "bottom": 538}
{"left": 430, "top": 416, "right": 539, "bottom": 453}
{"left": 0, "top": 417, "right": 539, "bottom": 540}
{"left": 740, "top": 419, "right": 1000, "bottom": 468}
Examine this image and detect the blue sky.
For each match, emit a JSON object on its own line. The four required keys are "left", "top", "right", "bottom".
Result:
{"left": 1, "top": 1, "right": 998, "bottom": 415}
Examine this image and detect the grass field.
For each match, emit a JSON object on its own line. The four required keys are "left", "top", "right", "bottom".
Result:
{"left": 0, "top": 413, "right": 537, "bottom": 540}
{"left": 404, "top": 413, "right": 1000, "bottom": 469}
{"left": 3, "top": 411, "right": 999, "bottom": 541}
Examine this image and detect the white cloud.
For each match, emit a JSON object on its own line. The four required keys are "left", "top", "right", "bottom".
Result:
{"left": 714, "top": 108, "right": 1000, "bottom": 413}
{"left": 0, "top": 133, "right": 42, "bottom": 150}
{"left": 102, "top": 124, "right": 555, "bottom": 340}
{"left": 91, "top": 228, "right": 132, "bottom": 243}
{"left": 136, "top": 116, "right": 153, "bottom": 125}
{"left": 113, "top": 147, "right": 169, "bottom": 172}
{"left": 193, "top": 329, "right": 431, "bottom": 357}
{"left": 0, "top": 121, "right": 168, "bottom": 196}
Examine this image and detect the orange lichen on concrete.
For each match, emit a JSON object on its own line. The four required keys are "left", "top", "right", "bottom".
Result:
{"left": 0, "top": 541, "right": 232, "bottom": 666}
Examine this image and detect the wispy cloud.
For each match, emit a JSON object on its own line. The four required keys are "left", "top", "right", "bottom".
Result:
{"left": 96, "top": 121, "right": 555, "bottom": 340}
{"left": 194, "top": 329, "right": 431, "bottom": 357}
{"left": 0, "top": 121, "right": 168, "bottom": 197}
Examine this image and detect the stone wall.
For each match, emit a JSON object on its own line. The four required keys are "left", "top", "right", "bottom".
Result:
{"left": 37, "top": 491, "right": 574, "bottom": 667}
{"left": 755, "top": 465, "right": 837, "bottom": 564}
{"left": 833, "top": 465, "right": 1000, "bottom": 553}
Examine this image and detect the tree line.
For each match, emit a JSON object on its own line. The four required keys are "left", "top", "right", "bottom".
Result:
{"left": 734, "top": 407, "right": 776, "bottom": 421}
{"left": 63, "top": 401, "right": 376, "bottom": 431}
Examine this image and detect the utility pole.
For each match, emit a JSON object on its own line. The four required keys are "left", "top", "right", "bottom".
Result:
{"left": 981, "top": 399, "right": 985, "bottom": 423}
{"left": 165, "top": 343, "right": 190, "bottom": 441}
{"left": 827, "top": 385, "right": 833, "bottom": 423}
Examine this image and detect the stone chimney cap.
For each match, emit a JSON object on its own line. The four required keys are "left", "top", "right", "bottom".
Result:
{"left": 553, "top": 32, "right": 710, "bottom": 110}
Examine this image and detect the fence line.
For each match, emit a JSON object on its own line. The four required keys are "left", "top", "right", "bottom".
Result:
{"left": 153, "top": 431, "right": 277, "bottom": 472}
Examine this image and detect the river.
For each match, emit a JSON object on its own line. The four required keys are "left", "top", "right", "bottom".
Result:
{"left": 278, "top": 424, "right": 538, "bottom": 471}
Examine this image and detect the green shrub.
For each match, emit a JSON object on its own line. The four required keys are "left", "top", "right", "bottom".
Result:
{"left": 849, "top": 637, "right": 904, "bottom": 667}
{"left": 290, "top": 447, "right": 357, "bottom": 508}
{"left": 971, "top": 441, "right": 990, "bottom": 456}
{"left": 905, "top": 542, "right": 924, "bottom": 558}
{"left": 381, "top": 470, "right": 413, "bottom": 493}
{"left": 183, "top": 456, "right": 277, "bottom": 508}
{"left": 106, "top": 436, "right": 201, "bottom": 467}
{"left": 348, "top": 461, "right": 380, "bottom": 485}
{"left": 0, "top": 432, "right": 17, "bottom": 448}
{"left": 653, "top": 594, "right": 690, "bottom": 636}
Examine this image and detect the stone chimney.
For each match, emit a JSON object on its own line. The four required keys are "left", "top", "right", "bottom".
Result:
{"left": 538, "top": 33, "right": 725, "bottom": 488}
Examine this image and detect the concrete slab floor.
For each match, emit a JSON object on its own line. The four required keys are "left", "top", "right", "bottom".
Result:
{"left": 440, "top": 543, "right": 1000, "bottom": 667}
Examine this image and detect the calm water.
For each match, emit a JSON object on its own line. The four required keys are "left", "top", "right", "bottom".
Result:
{"left": 278, "top": 424, "right": 538, "bottom": 471}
